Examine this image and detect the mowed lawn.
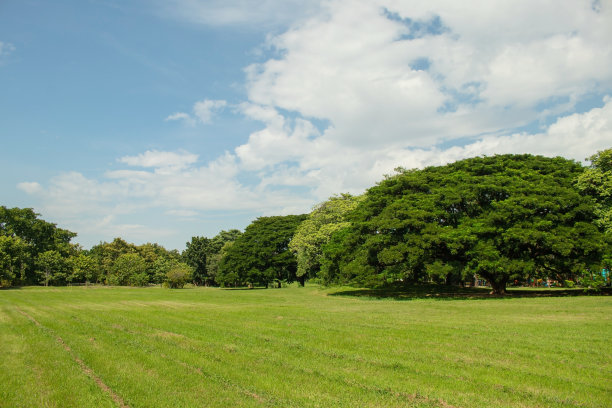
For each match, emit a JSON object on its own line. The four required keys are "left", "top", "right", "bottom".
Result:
{"left": 0, "top": 286, "right": 610, "bottom": 408}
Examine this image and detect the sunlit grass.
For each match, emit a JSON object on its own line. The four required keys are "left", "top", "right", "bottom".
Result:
{"left": 1, "top": 285, "right": 610, "bottom": 407}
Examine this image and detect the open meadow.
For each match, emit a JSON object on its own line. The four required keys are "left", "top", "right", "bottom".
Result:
{"left": 1, "top": 286, "right": 610, "bottom": 408}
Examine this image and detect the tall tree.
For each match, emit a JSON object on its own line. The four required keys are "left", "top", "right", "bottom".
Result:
{"left": 109, "top": 252, "right": 148, "bottom": 286}
{"left": 183, "top": 230, "right": 242, "bottom": 286}
{"left": 183, "top": 236, "right": 211, "bottom": 285}
{"left": 217, "top": 215, "right": 307, "bottom": 287}
{"left": 321, "top": 155, "right": 606, "bottom": 294}
{"left": 0, "top": 206, "right": 76, "bottom": 283}
{"left": 0, "top": 235, "right": 29, "bottom": 286}
{"left": 289, "top": 194, "right": 363, "bottom": 285}
{"left": 36, "top": 250, "right": 71, "bottom": 286}
{"left": 88, "top": 238, "right": 137, "bottom": 283}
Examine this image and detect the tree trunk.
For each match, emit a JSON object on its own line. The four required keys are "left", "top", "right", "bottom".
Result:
{"left": 297, "top": 274, "right": 305, "bottom": 287}
{"left": 489, "top": 279, "right": 507, "bottom": 295}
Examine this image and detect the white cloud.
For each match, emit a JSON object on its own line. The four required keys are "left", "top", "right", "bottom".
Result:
{"left": 193, "top": 99, "right": 227, "bottom": 123}
{"left": 166, "top": 209, "right": 199, "bottom": 217}
{"left": 165, "top": 99, "right": 227, "bottom": 126}
{"left": 226, "top": 0, "right": 612, "bottom": 200}
{"left": 18, "top": 0, "right": 612, "bottom": 249}
{"left": 245, "top": 0, "right": 611, "bottom": 147}
{"left": 165, "top": 112, "right": 195, "bottom": 126}
{"left": 118, "top": 150, "right": 199, "bottom": 169}
{"left": 0, "top": 41, "right": 15, "bottom": 57}
{"left": 17, "top": 182, "right": 42, "bottom": 194}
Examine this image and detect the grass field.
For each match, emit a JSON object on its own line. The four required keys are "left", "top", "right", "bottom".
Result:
{"left": 1, "top": 285, "right": 610, "bottom": 408}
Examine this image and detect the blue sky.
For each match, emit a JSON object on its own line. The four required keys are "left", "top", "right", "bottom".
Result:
{"left": 1, "top": 0, "right": 611, "bottom": 250}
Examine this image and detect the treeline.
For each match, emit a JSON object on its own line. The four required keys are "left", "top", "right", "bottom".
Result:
{"left": 2, "top": 151, "right": 611, "bottom": 293}
{"left": 212, "top": 151, "right": 611, "bottom": 294}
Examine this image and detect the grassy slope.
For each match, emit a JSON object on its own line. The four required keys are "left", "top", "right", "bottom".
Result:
{"left": 0, "top": 286, "right": 610, "bottom": 408}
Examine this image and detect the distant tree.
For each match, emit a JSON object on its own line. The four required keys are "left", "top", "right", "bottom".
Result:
{"left": 183, "top": 230, "right": 242, "bottom": 286}
{"left": 108, "top": 252, "right": 148, "bottom": 286}
{"left": 0, "top": 206, "right": 76, "bottom": 283}
{"left": 183, "top": 236, "right": 211, "bottom": 285}
{"left": 36, "top": 250, "right": 71, "bottom": 286}
{"left": 165, "top": 262, "right": 193, "bottom": 288}
{"left": 289, "top": 194, "right": 363, "bottom": 285}
{"left": 321, "top": 155, "right": 606, "bottom": 294}
{"left": 137, "top": 242, "right": 180, "bottom": 284}
{"left": 0, "top": 235, "right": 30, "bottom": 286}
{"left": 217, "top": 215, "right": 307, "bottom": 287}
{"left": 68, "top": 253, "right": 98, "bottom": 284}
{"left": 89, "top": 238, "right": 137, "bottom": 283}
{"left": 209, "top": 241, "right": 236, "bottom": 285}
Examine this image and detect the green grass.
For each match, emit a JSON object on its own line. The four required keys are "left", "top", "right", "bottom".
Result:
{"left": 1, "top": 285, "right": 610, "bottom": 408}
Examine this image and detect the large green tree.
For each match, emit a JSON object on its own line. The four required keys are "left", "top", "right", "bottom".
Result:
{"left": 36, "top": 250, "right": 71, "bottom": 286}
{"left": 289, "top": 194, "right": 363, "bottom": 284}
{"left": 108, "top": 252, "right": 148, "bottom": 286}
{"left": 0, "top": 235, "right": 29, "bottom": 286}
{"left": 88, "top": 238, "right": 137, "bottom": 283}
{"left": 577, "top": 148, "right": 612, "bottom": 235}
{"left": 321, "top": 155, "right": 606, "bottom": 294}
{"left": 183, "top": 230, "right": 242, "bottom": 286}
{"left": 217, "top": 215, "right": 307, "bottom": 287}
{"left": 183, "top": 236, "right": 212, "bottom": 285}
{"left": 0, "top": 206, "right": 76, "bottom": 284}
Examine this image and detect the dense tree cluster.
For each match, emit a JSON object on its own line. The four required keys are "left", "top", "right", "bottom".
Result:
{"left": 1, "top": 207, "right": 76, "bottom": 286}
{"left": 2, "top": 150, "right": 610, "bottom": 292}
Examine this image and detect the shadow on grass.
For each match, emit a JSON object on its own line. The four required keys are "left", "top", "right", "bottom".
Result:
{"left": 328, "top": 284, "right": 612, "bottom": 301}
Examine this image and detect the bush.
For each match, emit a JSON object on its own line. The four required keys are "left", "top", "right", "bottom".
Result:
{"left": 578, "top": 271, "right": 606, "bottom": 292}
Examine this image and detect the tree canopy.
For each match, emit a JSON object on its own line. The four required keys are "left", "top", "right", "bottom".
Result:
{"left": 320, "top": 154, "right": 607, "bottom": 294}
{"left": 0, "top": 206, "right": 77, "bottom": 285}
{"left": 289, "top": 194, "right": 363, "bottom": 283}
{"left": 577, "top": 148, "right": 612, "bottom": 235}
{"left": 183, "top": 229, "right": 242, "bottom": 286}
{"left": 217, "top": 215, "right": 307, "bottom": 287}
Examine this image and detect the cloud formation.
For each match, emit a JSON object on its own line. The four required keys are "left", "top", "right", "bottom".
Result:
{"left": 18, "top": 0, "right": 612, "bottom": 248}
{"left": 118, "top": 150, "right": 199, "bottom": 169}
{"left": 165, "top": 99, "right": 227, "bottom": 125}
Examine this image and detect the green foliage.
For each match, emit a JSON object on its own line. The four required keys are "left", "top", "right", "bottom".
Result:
{"left": 217, "top": 215, "right": 307, "bottom": 287}
{"left": 87, "top": 238, "right": 179, "bottom": 286}
{"left": 108, "top": 253, "right": 148, "bottom": 286}
{"left": 165, "top": 262, "right": 193, "bottom": 288}
{"left": 0, "top": 235, "right": 29, "bottom": 286}
{"left": 68, "top": 253, "right": 98, "bottom": 284}
{"left": 0, "top": 206, "right": 76, "bottom": 284}
{"left": 576, "top": 148, "right": 612, "bottom": 234}
{"left": 183, "top": 236, "right": 211, "bottom": 285}
{"left": 321, "top": 155, "right": 606, "bottom": 294}
{"left": 88, "top": 238, "right": 137, "bottom": 282}
{"left": 183, "top": 230, "right": 242, "bottom": 286}
{"left": 289, "top": 194, "right": 363, "bottom": 284}
{"left": 36, "top": 250, "right": 71, "bottom": 286}
{"left": 578, "top": 269, "right": 608, "bottom": 292}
